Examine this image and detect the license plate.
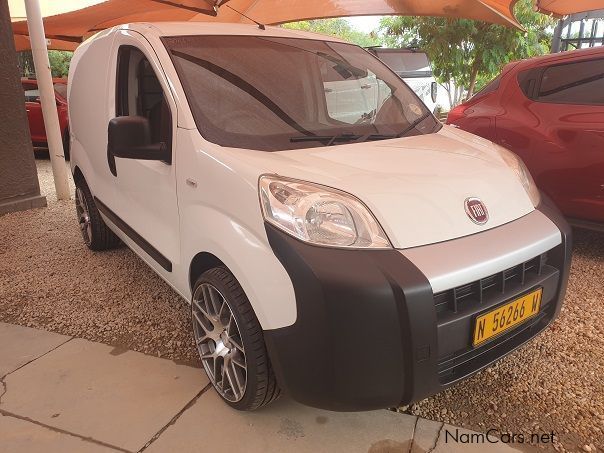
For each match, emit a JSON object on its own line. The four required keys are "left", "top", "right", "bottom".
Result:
{"left": 473, "top": 288, "right": 542, "bottom": 347}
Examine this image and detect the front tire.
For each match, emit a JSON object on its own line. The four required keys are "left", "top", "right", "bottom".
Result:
{"left": 75, "top": 178, "right": 120, "bottom": 251}
{"left": 191, "top": 267, "right": 280, "bottom": 410}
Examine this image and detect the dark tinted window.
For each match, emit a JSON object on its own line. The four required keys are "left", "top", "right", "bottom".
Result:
{"left": 517, "top": 67, "right": 540, "bottom": 99}
{"left": 537, "top": 58, "right": 604, "bottom": 105}
{"left": 115, "top": 46, "right": 172, "bottom": 145}
{"left": 53, "top": 83, "right": 67, "bottom": 99}
{"left": 22, "top": 84, "right": 40, "bottom": 102}
{"left": 163, "top": 35, "right": 439, "bottom": 151}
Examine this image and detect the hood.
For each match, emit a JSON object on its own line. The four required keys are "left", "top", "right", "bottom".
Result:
{"left": 222, "top": 125, "right": 535, "bottom": 249}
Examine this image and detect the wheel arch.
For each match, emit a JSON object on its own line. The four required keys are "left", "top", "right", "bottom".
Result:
{"left": 72, "top": 165, "right": 85, "bottom": 184}
{"left": 189, "top": 251, "right": 225, "bottom": 292}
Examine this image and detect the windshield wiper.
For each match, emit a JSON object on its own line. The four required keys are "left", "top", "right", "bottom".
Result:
{"left": 359, "top": 134, "right": 397, "bottom": 142}
{"left": 395, "top": 112, "right": 432, "bottom": 138}
{"left": 290, "top": 113, "right": 433, "bottom": 146}
{"left": 290, "top": 133, "right": 362, "bottom": 146}
{"left": 291, "top": 133, "right": 402, "bottom": 145}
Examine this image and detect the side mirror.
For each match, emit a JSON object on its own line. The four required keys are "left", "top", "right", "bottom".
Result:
{"left": 107, "top": 116, "right": 171, "bottom": 164}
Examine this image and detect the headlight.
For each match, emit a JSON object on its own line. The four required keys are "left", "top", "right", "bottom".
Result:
{"left": 259, "top": 175, "right": 391, "bottom": 249}
{"left": 500, "top": 149, "right": 540, "bottom": 207}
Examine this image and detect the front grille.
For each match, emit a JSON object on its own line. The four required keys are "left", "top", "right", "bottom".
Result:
{"left": 434, "top": 253, "right": 548, "bottom": 314}
{"left": 437, "top": 302, "right": 554, "bottom": 384}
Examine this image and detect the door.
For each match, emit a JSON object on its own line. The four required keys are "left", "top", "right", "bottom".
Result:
{"left": 23, "top": 83, "right": 45, "bottom": 143}
{"left": 104, "top": 33, "right": 181, "bottom": 281}
{"left": 498, "top": 57, "right": 604, "bottom": 223}
{"left": 531, "top": 57, "right": 604, "bottom": 223}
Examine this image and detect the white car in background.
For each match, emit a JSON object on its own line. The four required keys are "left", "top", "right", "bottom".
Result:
{"left": 68, "top": 22, "right": 571, "bottom": 412}
{"left": 368, "top": 47, "right": 439, "bottom": 112}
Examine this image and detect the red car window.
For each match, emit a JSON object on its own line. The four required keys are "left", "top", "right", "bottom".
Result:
{"left": 53, "top": 83, "right": 67, "bottom": 100}
{"left": 537, "top": 58, "right": 604, "bottom": 105}
{"left": 23, "top": 85, "right": 40, "bottom": 102}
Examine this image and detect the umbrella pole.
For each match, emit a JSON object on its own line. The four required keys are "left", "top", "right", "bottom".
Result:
{"left": 23, "top": 0, "right": 70, "bottom": 201}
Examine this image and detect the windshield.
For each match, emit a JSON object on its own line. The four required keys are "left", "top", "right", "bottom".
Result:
{"left": 163, "top": 35, "right": 439, "bottom": 151}
{"left": 371, "top": 50, "right": 434, "bottom": 78}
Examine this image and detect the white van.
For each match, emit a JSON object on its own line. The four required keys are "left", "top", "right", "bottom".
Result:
{"left": 69, "top": 22, "right": 571, "bottom": 412}
{"left": 368, "top": 48, "right": 439, "bottom": 112}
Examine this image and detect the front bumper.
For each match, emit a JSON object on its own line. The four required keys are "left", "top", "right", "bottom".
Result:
{"left": 263, "top": 198, "right": 572, "bottom": 411}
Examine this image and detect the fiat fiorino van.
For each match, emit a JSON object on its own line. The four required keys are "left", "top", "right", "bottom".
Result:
{"left": 68, "top": 22, "right": 571, "bottom": 411}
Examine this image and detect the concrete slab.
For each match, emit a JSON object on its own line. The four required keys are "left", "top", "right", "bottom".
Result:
{"left": 146, "top": 390, "right": 418, "bottom": 453}
{"left": 0, "top": 322, "right": 70, "bottom": 377}
{"left": 0, "top": 414, "right": 117, "bottom": 453}
{"left": 411, "top": 417, "right": 444, "bottom": 453}
{"left": 412, "top": 418, "right": 531, "bottom": 453}
{"left": 0, "top": 339, "right": 208, "bottom": 452}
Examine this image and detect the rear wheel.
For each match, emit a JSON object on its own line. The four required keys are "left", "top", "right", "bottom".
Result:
{"left": 191, "top": 267, "right": 280, "bottom": 410}
{"left": 75, "top": 178, "right": 120, "bottom": 250}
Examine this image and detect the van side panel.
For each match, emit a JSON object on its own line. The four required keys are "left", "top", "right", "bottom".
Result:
{"left": 68, "top": 30, "right": 117, "bottom": 201}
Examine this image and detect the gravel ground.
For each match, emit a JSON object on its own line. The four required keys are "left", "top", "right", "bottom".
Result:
{"left": 0, "top": 156, "right": 197, "bottom": 364}
{"left": 1, "top": 157, "right": 603, "bottom": 452}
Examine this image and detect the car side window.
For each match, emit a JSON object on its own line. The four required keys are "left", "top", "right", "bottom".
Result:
{"left": 23, "top": 84, "right": 40, "bottom": 102}
{"left": 115, "top": 46, "right": 172, "bottom": 149}
{"left": 535, "top": 58, "right": 604, "bottom": 105}
{"left": 517, "top": 68, "right": 540, "bottom": 99}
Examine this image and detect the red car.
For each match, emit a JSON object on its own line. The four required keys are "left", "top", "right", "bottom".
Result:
{"left": 447, "top": 47, "right": 604, "bottom": 229}
{"left": 22, "top": 77, "right": 70, "bottom": 159}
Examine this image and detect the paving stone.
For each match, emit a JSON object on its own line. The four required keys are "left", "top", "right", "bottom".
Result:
{"left": 411, "top": 417, "right": 444, "bottom": 453}
{"left": 0, "top": 322, "right": 70, "bottom": 378}
{"left": 0, "top": 338, "right": 208, "bottom": 452}
{"left": 0, "top": 413, "right": 118, "bottom": 453}
{"left": 432, "top": 423, "right": 533, "bottom": 452}
{"left": 146, "top": 390, "right": 417, "bottom": 453}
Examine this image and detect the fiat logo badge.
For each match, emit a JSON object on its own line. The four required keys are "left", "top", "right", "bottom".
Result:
{"left": 465, "top": 198, "right": 489, "bottom": 225}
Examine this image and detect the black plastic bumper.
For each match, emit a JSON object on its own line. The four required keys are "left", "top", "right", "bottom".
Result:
{"left": 263, "top": 199, "right": 572, "bottom": 411}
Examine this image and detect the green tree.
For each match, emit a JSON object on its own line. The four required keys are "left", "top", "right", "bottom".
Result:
{"left": 17, "top": 51, "right": 35, "bottom": 77}
{"left": 17, "top": 50, "right": 73, "bottom": 78}
{"left": 379, "top": 0, "right": 555, "bottom": 105}
{"left": 47, "top": 50, "right": 72, "bottom": 78}
{"left": 283, "top": 18, "right": 379, "bottom": 47}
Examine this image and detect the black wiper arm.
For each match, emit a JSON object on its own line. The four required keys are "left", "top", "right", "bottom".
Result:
{"left": 396, "top": 112, "right": 432, "bottom": 138}
{"left": 290, "top": 133, "right": 362, "bottom": 146}
{"left": 359, "top": 134, "right": 397, "bottom": 142}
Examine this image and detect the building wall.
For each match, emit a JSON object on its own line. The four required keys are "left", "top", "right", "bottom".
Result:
{"left": 0, "top": 0, "right": 46, "bottom": 215}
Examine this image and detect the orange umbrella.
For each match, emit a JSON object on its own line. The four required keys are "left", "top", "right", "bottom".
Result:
{"left": 12, "top": 0, "right": 523, "bottom": 49}
{"left": 535, "top": 0, "right": 604, "bottom": 16}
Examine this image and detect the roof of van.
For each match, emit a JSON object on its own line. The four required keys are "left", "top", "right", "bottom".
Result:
{"left": 117, "top": 22, "right": 349, "bottom": 43}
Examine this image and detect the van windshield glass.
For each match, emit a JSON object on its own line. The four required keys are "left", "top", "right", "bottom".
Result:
{"left": 371, "top": 50, "right": 433, "bottom": 78}
{"left": 163, "top": 35, "right": 439, "bottom": 151}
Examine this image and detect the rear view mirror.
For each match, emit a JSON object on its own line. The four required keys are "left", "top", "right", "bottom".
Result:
{"left": 107, "top": 116, "right": 171, "bottom": 164}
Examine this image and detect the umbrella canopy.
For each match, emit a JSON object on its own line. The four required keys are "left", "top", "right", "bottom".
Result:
{"left": 14, "top": 34, "right": 78, "bottom": 52}
{"left": 12, "top": 0, "right": 522, "bottom": 51}
{"left": 535, "top": 0, "right": 604, "bottom": 16}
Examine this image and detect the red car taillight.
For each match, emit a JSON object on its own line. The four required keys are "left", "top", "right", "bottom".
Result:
{"left": 446, "top": 104, "right": 469, "bottom": 124}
